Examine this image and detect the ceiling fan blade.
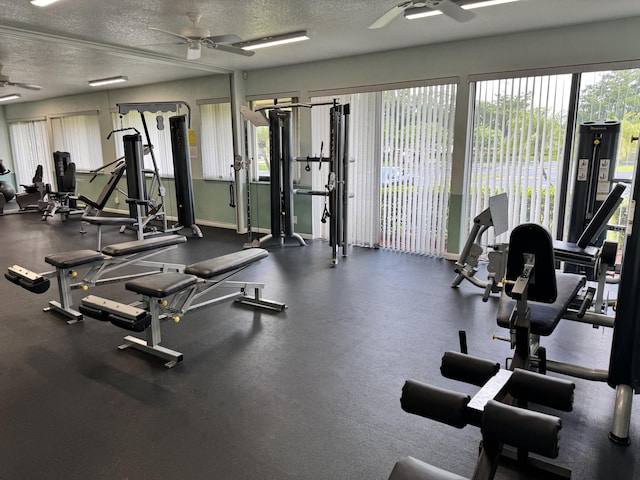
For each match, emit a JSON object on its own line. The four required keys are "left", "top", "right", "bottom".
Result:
{"left": 432, "top": 0, "right": 475, "bottom": 22}
{"left": 206, "top": 34, "right": 243, "bottom": 44}
{"left": 204, "top": 41, "right": 255, "bottom": 56}
{"left": 369, "top": 1, "right": 414, "bottom": 29}
{"left": 148, "top": 27, "right": 189, "bottom": 43}
{"left": 10, "top": 82, "right": 42, "bottom": 91}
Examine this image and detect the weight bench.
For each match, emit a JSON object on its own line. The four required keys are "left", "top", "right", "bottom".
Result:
{"left": 79, "top": 248, "right": 286, "bottom": 368}
{"left": 81, "top": 215, "right": 137, "bottom": 251}
{"left": 5, "top": 234, "right": 187, "bottom": 324}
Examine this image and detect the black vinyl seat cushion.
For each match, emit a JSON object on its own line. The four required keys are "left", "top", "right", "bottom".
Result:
{"left": 125, "top": 272, "right": 197, "bottom": 298}
{"left": 497, "top": 271, "right": 586, "bottom": 336}
{"left": 45, "top": 250, "right": 106, "bottom": 269}
{"left": 185, "top": 249, "right": 268, "bottom": 279}
{"left": 101, "top": 235, "right": 187, "bottom": 256}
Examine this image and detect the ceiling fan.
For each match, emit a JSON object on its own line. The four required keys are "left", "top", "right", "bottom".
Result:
{"left": 0, "top": 66, "right": 42, "bottom": 91}
{"left": 369, "top": 0, "right": 476, "bottom": 29}
{"left": 148, "top": 13, "right": 254, "bottom": 59}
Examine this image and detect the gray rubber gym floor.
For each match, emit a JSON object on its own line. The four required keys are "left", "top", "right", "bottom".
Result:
{"left": 0, "top": 210, "right": 638, "bottom": 479}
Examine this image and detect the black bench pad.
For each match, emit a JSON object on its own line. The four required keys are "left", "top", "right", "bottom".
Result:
{"left": 497, "top": 271, "right": 586, "bottom": 336}
{"left": 553, "top": 240, "right": 600, "bottom": 264}
{"left": 126, "top": 272, "right": 197, "bottom": 298}
{"left": 82, "top": 215, "right": 137, "bottom": 226}
{"left": 185, "top": 249, "right": 268, "bottom": 279}
{"left": 45, "top": 250, "right": 106, "bottom": 268}
{"left": 102, "top": 235, "right": 187, "bottom": 256}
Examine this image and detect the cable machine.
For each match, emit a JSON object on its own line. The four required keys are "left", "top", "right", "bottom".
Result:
{"left": 116, "top": 102, "right": 202, "bottom": 238}
{"left": 242, "top": 100, "right": 351, "bottom": 266}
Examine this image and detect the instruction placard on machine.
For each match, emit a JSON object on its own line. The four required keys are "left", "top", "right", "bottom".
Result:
{"left": 577, "top": 159, "right": 589, "bottom": 181}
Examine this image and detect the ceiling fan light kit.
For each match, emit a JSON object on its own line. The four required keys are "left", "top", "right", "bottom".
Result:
{"left": 29, "top": 0, "right": 62, "bottom": 6}
{"left": 88, "top": 75, "right": 129, "bottom": 87}
{"left": 371, "top": 0, "right": 519, "bottom": 28}
{"left": 0, "top": 94, "right": 21, "bottom": 102}
{"left": 234, "top": 31, "right": 310, "bottom": 51}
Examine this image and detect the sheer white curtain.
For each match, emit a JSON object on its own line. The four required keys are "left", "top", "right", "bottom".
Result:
{"left": 8, "top": 120, "right": 53, "bottom": 187}
{"left": 468, "top": 75, "right": 572, "bottom": 242}
{"left": 50, "top": 114, "right": 103, "bottom": 171}
{"left": 111, "top": 111, "right": 175, "bottom": 177}
{"left": 200, "top": 102, "right": 234, "bottom": 180}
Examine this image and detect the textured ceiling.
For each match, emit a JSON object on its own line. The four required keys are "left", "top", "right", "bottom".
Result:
{"left": 1, "top": 0, "right": 640, "bottom": 103}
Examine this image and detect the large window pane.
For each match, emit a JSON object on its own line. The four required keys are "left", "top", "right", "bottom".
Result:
{"left": 51, "top": 114, "right": 103, "bottom": 171}
{"left": 468, "top": 75, "right": 572, "bottom": 242}
{"left": 200, "top": 102, "right": 234, "bottom": 180}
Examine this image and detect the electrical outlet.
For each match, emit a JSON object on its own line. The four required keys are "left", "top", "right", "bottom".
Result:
{"left": 293, "top": 215, "right": 297, "bottom": 224}
{"left": 114, "top": 193, "right": 119, "bottom": 204}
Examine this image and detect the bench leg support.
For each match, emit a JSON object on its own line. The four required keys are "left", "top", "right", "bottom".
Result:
{"left": 118, "top": 300, "right": 183, "bottom": 368}
{"left": 44, "top": 267, "right": 83, "bottom": 323}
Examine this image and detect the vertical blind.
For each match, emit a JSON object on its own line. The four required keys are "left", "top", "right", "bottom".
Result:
{"left": 311, "top": 83, "right": 456, "bottom": 257}
{"left": 51, "top": 114, "right": 103, "bottom": 171}
{"left": 380, "top": 84, "right": 457, "bottom": 256}
{"left": 310, "top": 93, "right": 381, "bottom": 247}
{"left": 468, "top": 75, "right": 572, "bottom": 242}
{"left": 111, "top": 111, "right": 175, "bottom": 177}
{"left": 8, "top": 120, "right": 53, "bottom": 187}
{"left": 200, "top": 102, "right": 234, "bottom": 180}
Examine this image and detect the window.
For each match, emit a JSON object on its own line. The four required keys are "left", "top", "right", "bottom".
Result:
{"left": 200, "top": 101, "right": 234, "bottom": 180}
{"left": 311, "top": 82, "right": 457, "bottom": 257}
{"left": 111, "top": 110, "right": 176, "bottom": 177}
{"left": 467, "top": 74, "right": 572, "bottom": 242}
{"left": 50, "top": 113, "right": 103, "bottom": 171}
{"left": 247, "top": 98, "right": 295, "bottom": 181}
{"left": 8, "top": 120, "right": 53, "bottom": 187}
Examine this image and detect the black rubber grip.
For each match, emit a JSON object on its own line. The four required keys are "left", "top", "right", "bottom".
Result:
{"left": 440, "top": 351, "right": 500, "bottom": 386}
{"left": 482, "top": 400, "right": 562, "bottom": 458}
{"left": 508, "top": 369, "right": 575, "bottom": 412}
{"left": 400, "top": 380, "right": 469, "bottom": 429}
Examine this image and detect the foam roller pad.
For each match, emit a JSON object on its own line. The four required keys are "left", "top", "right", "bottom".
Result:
{"left": 482, "top": 400, "right": 561, "bottom": 458}
{"left": 440, "top": 351, "right": 500, "bottom": 386}
{"left": 401, "top": 380, "right": 469, "bottom": 428}
{"left": 508, "top": 369, "right": 575, "bottom": 412}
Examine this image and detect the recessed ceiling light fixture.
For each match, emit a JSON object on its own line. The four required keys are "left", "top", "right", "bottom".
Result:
{"left": 88, "top": 75, "right": 129, "bottom": 87}
{"left": 405, "top": 0, "right": 519, "bottom": 20}
{"left": 0, "top": 93, "right": 21, "bottom": 102}
{"left": 30, "top": 0, "right": 62, "bottom": 7}
{"left": 235, "top": 31, "right": 309, "bottom": 51}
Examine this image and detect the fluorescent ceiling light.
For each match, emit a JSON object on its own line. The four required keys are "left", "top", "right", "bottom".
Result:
{"left": 30, "top": 0, "right": 62, "bottom": 6}
{"left": 405, "top": 0, "right": 519, "bottom": 20}
{"left": 88, "top": 75, "right": 129, "bottom": 87}
{"left": 235, "top": 31, "right": 309, "bottom": 51}
{"left": 0, "top": 94, "right": 21, "bottom": 102}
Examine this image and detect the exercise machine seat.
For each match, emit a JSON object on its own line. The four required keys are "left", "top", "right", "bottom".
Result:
{"left": 388, "top": 457, "right": 467, "bottom": 480}
{"left": 497, "top": 271, "right": 586, "bottom": 336}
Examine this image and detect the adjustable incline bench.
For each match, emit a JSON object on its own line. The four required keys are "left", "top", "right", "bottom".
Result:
{"left": 5, "top": 234, "right": 187, "bottom": 324}
{"left": 79, "top": 248, "right": 286, "bottom": 368}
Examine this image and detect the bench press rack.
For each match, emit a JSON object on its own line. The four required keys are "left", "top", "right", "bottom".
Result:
{"left": 5, "top": 235, "right": 187, "bottom": 324}
{"left": 79, "top": 248, "right": 286, "bottom": 368}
